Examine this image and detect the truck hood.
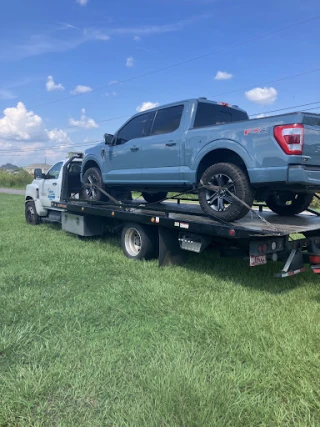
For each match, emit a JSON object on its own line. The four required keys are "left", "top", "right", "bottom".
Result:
{"left": 84, "top": 142, "right": 104, "bottom": 156}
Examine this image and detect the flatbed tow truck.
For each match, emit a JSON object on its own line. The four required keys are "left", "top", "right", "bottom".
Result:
{"left": 25, "top": 154, "right": 320, "bottom": 278}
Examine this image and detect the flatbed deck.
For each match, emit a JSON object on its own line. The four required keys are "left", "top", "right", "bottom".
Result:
{"left": 58, "top": 199, "right": 320, "bottom": 239}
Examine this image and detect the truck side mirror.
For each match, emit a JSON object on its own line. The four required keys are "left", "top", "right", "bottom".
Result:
{"left": 104, "top": 133, "right": 113, "bottom": 145}
{"left": 34, "top": 168, "right": 43, "bottom": 179}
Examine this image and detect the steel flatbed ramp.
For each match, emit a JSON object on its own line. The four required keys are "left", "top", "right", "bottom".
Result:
{"left": 57, "top": 200, "right": 320, "bottom": 239}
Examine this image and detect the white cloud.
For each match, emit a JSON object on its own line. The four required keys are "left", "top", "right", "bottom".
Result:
{"left": 105, "top": 91, "right": 117, "bottom": 97}
{"left": 126, "top": 56, "right": 134, "bottom": 67}
{"left": 108, "top": 80, "right": 118, "bottom": 85}
{"left": 46, "top": 75, "right": 64, "bottom": 92}
{"left": 110, "top": 16, "right": 208, "bottom": 36}
{"left": 214, "top": 71, "right": 233, "bottom": 80}
{"left": 245, "top": 87, "right": 278, "bottom": 105}
{"left": 0, "top": 102, "right": 43, "bottom": 141}
{"left": 76, "top": 0, "right": 88, "bottom": 5}
{"left": 71, "top": 85, "right": 93, "bottom": 95}
{"left": 136, "top": 102, "right": 159, "bottom": 112}
{"left": 83, "top": 28, "right": 110, "bottom": 41}
{"left": 0, "top": 102, "right": 71, "bottom": 164}
{"left": 0, "top": 16, "right": 208, "bottom": 63}
{"left": 133, "top": 35, "right": 141, "bottom": 41}
{"left": 0, "top": 89, "right": 17, "bottom": 100}
{"left": 69, "top": 108, "right": 98, "bottom": 129}
{"left": 58, "top": 22, "right": 78, "bottom": 31}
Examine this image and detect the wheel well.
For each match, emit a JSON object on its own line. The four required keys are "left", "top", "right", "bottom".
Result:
{"left": 25, "top": 196, "right": 33, "bottom": 202}
{"left": 82, "top": 160, "right": 101, "bottom": 175}
{"left": 197, "top": 149, "right": 249, "bottom": 182}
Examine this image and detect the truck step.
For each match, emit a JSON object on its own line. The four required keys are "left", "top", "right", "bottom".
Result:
{"left": 41, "top": 211, "right": 62, "bottom": 223}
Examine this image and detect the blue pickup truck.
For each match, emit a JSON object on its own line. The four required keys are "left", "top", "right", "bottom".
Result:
{"left": 81, "top": 98, "right": 320, "bottom": 221}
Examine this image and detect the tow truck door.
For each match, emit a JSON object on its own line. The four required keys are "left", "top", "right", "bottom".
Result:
{"left": 39, "top": 162, "right": 63, "bottom": 208}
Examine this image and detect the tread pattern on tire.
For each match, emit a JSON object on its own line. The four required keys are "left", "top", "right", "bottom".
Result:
{"left": 25, "top": 201, "right": 40, "bottom": 225}
{"left": 142, "top": 192, "right": 167, "bottom": 204}
{"left": 198, "top": 162, "right": 253, "bottom": 222}
{"left": 81, "top": 167, "right": 104, "bottom": 202}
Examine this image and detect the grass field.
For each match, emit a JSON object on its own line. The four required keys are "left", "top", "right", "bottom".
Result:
{"left": 1, "top": 194, "right": 320, "bottom": 426}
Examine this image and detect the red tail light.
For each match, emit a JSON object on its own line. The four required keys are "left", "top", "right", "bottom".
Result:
{"left": 274, "top": 124, "right": 304, "bottom": 155}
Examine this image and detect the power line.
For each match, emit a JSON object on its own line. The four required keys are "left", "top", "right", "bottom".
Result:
{"left": 31, "top": 15, "right": 320, "bottom": 110}
{"left": 249, "top": 101, "right": 320, "bottom": 117}
{"left": 2, "top": 100, "right": 320, "bottom": 155}
{"left": 11, "top": 67, "right": 320, "bottom": 144}
{"left": 0, "top": 140, "right": 102, "bottom": 154}
{"left": 212, "top": 67, "right": 320, "bottom": 98}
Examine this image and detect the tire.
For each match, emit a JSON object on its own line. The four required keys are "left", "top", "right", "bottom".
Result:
{"left": 109, "top": 189, "right": 132, "bottom": 201}
{"left": 198, "top": 162, "right": 254, "bottom": 222}
{"left": 25, "top": 201, "right": 40, "bottom": 225}
{"left": 142, "top": 192, "right": 167, "bottom": 204}
{"left": 81, "top": 167, "right": 105, "bottom": 202}
{"left": 121, "top": 223, "right": 158, "bottom": 260}
{"left": 266, "top": 192, "right": 314, "bottom": 216}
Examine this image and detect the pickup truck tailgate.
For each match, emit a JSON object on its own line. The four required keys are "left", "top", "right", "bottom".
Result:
{"left": 302, "top": 113, "right": 320, "bottom": 165}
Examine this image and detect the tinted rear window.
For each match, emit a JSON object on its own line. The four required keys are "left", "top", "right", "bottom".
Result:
{"left": 194, "top": 102, "right": 248, "bottom": 128}
{"left": 151, "top": 105, "right": 184, "bottom": 135}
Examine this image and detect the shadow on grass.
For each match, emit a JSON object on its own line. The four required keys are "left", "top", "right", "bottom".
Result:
{"left": 46, "top": 220, "right": 317, "bottom": 295}
{"left": 183, "top": 246, "right": 319, "bottom": 294}
{"left": 83, "top": 231, "right": 315, "bottom": 294}
{"left": 313, "top": 294, "right": 320, "bottom": 303}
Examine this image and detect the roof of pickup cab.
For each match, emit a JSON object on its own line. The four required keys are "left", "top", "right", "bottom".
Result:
{"left": 133, "top": 98, "right": 247, "bottom": 116}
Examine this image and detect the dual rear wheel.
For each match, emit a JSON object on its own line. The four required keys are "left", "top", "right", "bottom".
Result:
{"left": 121, "top": 223, "right": 158, "bottom": 260}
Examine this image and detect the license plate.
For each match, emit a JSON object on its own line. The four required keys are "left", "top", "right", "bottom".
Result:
{"left": 250, "top": 254, "right": 267, "bottom": 267}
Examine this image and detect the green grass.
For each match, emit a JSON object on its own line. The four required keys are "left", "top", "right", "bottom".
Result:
{"left": 1, "top": 194, "right": 320, "bottom": 426}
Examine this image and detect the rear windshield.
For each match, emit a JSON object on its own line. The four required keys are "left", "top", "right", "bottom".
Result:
{"left": 193, "top": 102, "right": 249, "bottom": 128}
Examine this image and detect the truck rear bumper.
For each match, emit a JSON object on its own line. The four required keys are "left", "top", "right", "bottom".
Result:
{"left": 288, "top": 165, "right": 320, "bottom": 185}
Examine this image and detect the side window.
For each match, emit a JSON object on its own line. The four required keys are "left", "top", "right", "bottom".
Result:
{"left": 150, "top": 105, "right": 184, "bottom": 136}
{"left": 46, "top": 162, "right": 63, "bottom": 179}
{"left": 116, "top": 112, "right": 150, "bottom": 145}
{"left": 194, "top": 102, "right": 248, "bottom": 128}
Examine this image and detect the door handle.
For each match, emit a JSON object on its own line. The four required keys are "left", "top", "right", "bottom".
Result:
{"left": 52, "top": 183, "right": 57, "bottom": 186}
{"left": 166, "top": 141, "right": 176, "bottom": 147}
{"left": 130, "top": 146, "right": 139, "bottom": 152}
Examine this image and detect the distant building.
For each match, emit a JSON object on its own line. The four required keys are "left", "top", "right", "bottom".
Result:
{"left": 24, "top": 163, "right": 52, "bottom": 174}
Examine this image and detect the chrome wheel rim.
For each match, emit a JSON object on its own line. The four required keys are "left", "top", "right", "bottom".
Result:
{"left": 205, "top": 173, "right": 235, "bottom": 212}
{"left": 125, "top": 228, "right": 142, "bottom": 256}
{"left": 85, "top": 174, "right": 98, "bottom": 199}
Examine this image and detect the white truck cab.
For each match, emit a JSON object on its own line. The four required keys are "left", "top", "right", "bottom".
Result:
{"left": 25, "top": 154, "right": 83, "bottom": 224}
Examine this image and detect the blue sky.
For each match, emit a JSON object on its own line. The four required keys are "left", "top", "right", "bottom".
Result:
{"left": 0, "top": 0, "right": 319, "bottom": 166}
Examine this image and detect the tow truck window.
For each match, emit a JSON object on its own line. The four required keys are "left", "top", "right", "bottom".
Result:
{"left": 194, "top": 102, "right": 248, "bottom": 128}
{"left": 46, "top": 162, "right": 63, "bottom": 179}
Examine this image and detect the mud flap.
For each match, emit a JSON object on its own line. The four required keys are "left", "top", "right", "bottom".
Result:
{"left": 158, "top": 227, "right": 188, "bottom": 267}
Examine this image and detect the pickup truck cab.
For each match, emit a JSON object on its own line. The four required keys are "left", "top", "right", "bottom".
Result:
{"left": 25, "top": 154, "right": 83, "bottom": 224}
{"left": 81, "top": 98, "right": 320, "bottom": 221}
